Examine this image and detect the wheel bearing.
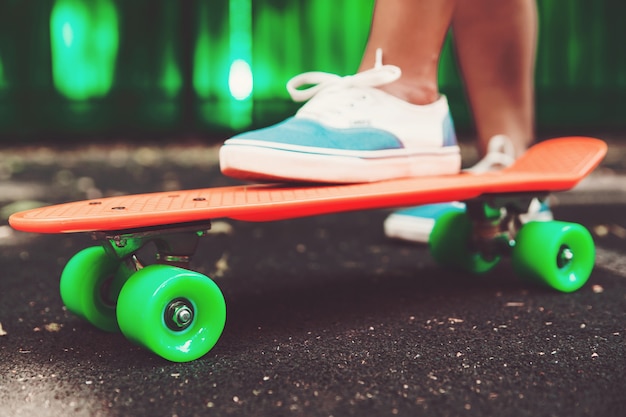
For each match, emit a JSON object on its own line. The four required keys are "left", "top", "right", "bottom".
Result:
{"left": 164, "top": 298, "right": 195, "bottom": 331}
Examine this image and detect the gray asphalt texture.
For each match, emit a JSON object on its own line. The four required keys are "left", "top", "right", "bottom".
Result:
{"left": 1, "top": 136, "right": 625, "bottom": 417}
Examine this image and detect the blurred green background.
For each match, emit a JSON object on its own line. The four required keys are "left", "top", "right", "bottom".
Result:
{"left": 0, "top": 0, "right": 624, "bottom": 142}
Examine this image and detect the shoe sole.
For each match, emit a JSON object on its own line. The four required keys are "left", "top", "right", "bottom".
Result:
{"left": 220, "top": 145, "right": 461, "bottom": 183}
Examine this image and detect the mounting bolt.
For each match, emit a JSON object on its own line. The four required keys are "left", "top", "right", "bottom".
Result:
{"left": 174, "top": 306, "right": 193, "bottom": 327}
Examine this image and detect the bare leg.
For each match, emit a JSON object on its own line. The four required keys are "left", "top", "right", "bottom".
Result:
{"left": 358, "top": 0, "right": 457, "bottom": 105}
{"left": 358, "top": 0, "right": 537, "bottom": 157}
{"left": 452, "top": 0, "right": 538, "bottom": 157}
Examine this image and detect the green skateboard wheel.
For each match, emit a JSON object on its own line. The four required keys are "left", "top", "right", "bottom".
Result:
{"left": 429, "top": 211, "right": 500, "bottom": 274}
{"left": 116, "top": 265, "right": 226, "bottom": 362}
{"left": 60, "top": 246, "right": 131, "bottom": 332}
{"left": 512, "top": 221, "right": 594, "bottom": 292}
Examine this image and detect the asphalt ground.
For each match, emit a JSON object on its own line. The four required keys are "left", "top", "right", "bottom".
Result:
{"left": 0, "top": 135, "right": 625, "bottom": 417}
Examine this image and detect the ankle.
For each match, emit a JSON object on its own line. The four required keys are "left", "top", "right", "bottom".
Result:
{"left": 377, "top": 81, "right": 440, "bottom": 106}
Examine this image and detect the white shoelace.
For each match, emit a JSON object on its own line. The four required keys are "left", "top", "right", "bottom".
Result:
{"left": 465, "top": 135, "right": 517, "bottom": 173}
{"left": 285, "top": 65, "right": 401, "bottom": 102}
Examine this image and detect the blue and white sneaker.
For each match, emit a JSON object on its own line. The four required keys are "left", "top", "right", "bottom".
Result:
{"left": 384, "top": 135, "right": 554, "bottom": 243}
{"left": 383, "top": 202, "right": 466, "bottom": 243}
{"left": 220, "top": 64, "right": 461, "bottom": 183}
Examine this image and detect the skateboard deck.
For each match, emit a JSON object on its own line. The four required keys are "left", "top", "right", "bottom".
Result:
{"left": 8, "top": 137, "right": 607, "bottom": 234}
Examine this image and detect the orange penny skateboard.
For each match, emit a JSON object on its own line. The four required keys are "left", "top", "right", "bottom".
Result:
{"left": 8, "top": 136, "right": 607, "bottom": 362}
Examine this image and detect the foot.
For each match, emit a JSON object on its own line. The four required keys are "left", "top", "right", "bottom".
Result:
{"left": 383, "top": 135, "right": 553, "bottom": 243}
{"left": 219, "top": 65, "right": 460, "bottom": 183}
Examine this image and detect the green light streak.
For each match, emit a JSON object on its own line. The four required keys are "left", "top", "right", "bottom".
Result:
{"left": 229, "top": 0, "right": 253, "bottom": 100}
{"left": 252, "top": 3, "right": 300, "bottom": 100}
{"left": 49, "top": 0, "right": 119, "bottom": 100}
{"left": 193, "top": 1, "right": 213, "bottom": 99}
{"left": 193, "top": 0, "right": 231, "bottom": 100}
{"left": 61, "top": 21, "right": 74, "bottom": 46}
{"left": 161, "top": 41, "right": 182, "bottom": 98}
{"left": 228, "top": 0, "right": 253, "bottom": 128}
{"left": 159, "top": 1, "right": 182, "bottom": 98}
{"left": 229, "top": 59, "right": 253, "bottom": 100}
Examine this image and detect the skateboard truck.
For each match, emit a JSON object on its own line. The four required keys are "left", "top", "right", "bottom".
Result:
{"left": 465, "top": 193, "right": 549, "bottom": 260}
{"left": 92, "top": 222, "right": 212, "bottom": 268}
